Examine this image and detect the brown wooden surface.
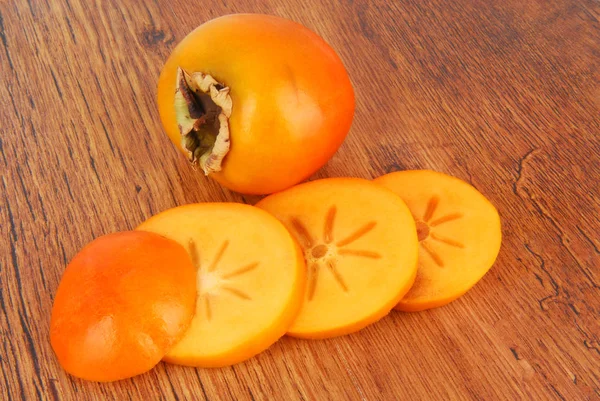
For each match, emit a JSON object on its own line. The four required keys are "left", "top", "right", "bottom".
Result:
{"left": 1, "top": 0, "right": 599, "bottom": 399}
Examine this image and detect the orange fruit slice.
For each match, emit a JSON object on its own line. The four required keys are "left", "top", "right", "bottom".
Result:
{"left": 50, "top": 231, "right": 197, "bottom": 382}
{"left": 374, "top": 170, "right": 502, "bottom": 311}
{"left": 256, "top": 178, "right": 418, "bottom": 339}
{"left": 137, "top": 203, "right": 305, "bottom": 367}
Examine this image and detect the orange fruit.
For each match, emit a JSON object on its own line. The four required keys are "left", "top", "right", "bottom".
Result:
{"left": 137, "top": 203, "right": 305, "bottom": 367}
{"left": 157, "top": 14, "right": 355, "bottom": 194}
{"left": 256, "top": 178, "right": 418, "bottom": 338}
{"left": 50, "top": 231, "right": 197, "bottom": 382}
{"left": 374, "top": 170, "right": 502, "bottom": 311}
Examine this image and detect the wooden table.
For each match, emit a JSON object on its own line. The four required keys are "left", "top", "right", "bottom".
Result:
{"left": 2, "top": 0, "right": 599, "bottom": 399}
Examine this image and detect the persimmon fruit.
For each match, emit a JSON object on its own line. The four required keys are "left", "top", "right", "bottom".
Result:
{"left": 374, "top": 170, "right": 502, "bottom": 311}
{"left": 137, "top": 203, "right": 305, "bottom": 367}
{"left": 256, "top": 178, "right": 418, "bottom": 339}
{"left": 157, "top": 14, "right": 355, "bottom": 195}
{"left": 50, "top": 231, "right": 197, "bottom": 382}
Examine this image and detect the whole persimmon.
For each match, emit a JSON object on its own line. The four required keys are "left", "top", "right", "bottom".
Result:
{"left": 50, "top": 231, "right": 197, "bottom": 382}
{"left": 157, "top": 14, "right": 355, "bottom": 195}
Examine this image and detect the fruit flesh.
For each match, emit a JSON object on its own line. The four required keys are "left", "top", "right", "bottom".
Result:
{"left": 374, "top": 170, "right": 502, "bottom": 311}
{"left": 137, "top": 203, "right": 305, "bottom": 367}
{"left": 256, "top": 178, "right": 419, "bottom": 339}
{"left": 50, "top": 231, "right": 197, "bottom": 382}
{"left": 158, "top": 14, "right": 355, "bottom": 194}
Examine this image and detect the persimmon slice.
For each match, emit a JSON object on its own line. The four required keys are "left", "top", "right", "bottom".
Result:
{"left": 374, "top": 170, "right": 502, "bottom": 311}
{"left": 50, "top": 231, "right": 197, "bottom": 382}
{"left": 137, "top": 203, "right": 304, "bottom": 367}
{"left": 256, "top": 178, "right": 418, "bottom": 339}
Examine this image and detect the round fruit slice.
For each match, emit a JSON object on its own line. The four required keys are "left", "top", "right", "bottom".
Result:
{"left": 137, "top": 203, "right": 305, "bottom": 367}
{"left": 374, "top": 170, "right": 502, "bottom": 311}
{"left": 50, "top": 231, "right": 197, "bottom": 382}
{"left": 256, "top": 178, "right": 418, "bottom": 339}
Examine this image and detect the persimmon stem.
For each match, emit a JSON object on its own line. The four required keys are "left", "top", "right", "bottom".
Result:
{"left": 175, "top": 67, "right": 232, "bottom": 175}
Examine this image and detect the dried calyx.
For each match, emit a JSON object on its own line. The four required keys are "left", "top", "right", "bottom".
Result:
{"left": 174, "top": 67, "right": 232, "bottom": 175}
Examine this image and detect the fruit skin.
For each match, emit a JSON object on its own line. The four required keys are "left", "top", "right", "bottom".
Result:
{"left": 137, "top": 203, "right": 306, "bottom": 367}
{"left": 374, "top": 170, "right": 502, "bottom": 311}
{"left": 50, "top": 231, "right": 197, "bottom": 382}
{"left": 158, "top": 14, "right": 355, "bottom": 195}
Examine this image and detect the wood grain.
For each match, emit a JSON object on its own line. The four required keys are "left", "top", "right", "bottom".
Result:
{"left": 1, "top": 0, "right": 599, "bottom": 399}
